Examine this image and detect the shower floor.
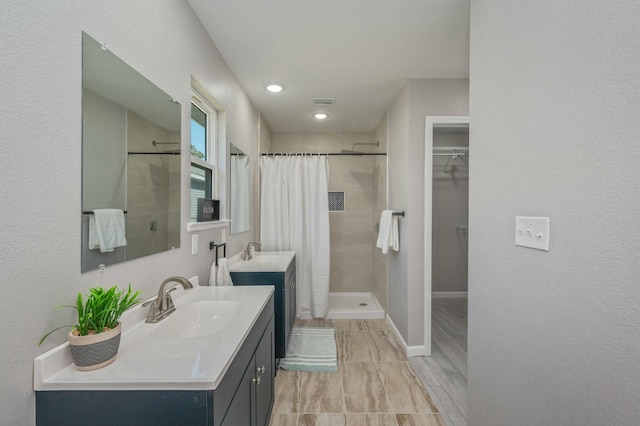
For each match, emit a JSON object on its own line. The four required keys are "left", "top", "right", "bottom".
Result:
{"left": 299, "top": 292, "right": 385, "bottom": 319}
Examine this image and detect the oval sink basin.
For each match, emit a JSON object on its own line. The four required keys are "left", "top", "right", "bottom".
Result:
{"left": 151, "top": 300, "right": 241, "bottom": 339}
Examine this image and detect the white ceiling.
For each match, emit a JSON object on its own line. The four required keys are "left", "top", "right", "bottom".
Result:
{"left": 188, "top": 0, "right": 469, "bottom": 133}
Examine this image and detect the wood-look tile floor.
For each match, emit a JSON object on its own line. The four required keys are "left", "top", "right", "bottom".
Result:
{"left": 269, "top": 319, "right": 446, "bottom": 426}
{"left": 410, "top": 298, "right": 468, "bottom": 426}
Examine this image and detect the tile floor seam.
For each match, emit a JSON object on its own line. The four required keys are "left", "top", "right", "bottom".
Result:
{"left": 339, "top": 359, "right": 347, "bottom": 415}
{"left": 373, "top": 360, "right": 393, "bottom": 414}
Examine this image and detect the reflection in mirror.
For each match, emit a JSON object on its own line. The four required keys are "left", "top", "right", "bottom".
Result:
{"left": 81, "top": 32, "right": 181, "bottom": 272}
{"left": 230, "top": 144, "right": 250, "bottom": 234}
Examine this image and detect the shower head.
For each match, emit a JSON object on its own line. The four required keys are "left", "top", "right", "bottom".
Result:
{"left": 152, "top": 140, "right": 181, "bottom": 154}
{"left": 340, "top": 141, "right": 379, "bottom": 155}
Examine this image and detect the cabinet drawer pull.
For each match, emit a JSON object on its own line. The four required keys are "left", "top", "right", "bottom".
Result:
{"left": 257, "top": 365, "right": 266, "bottom": 374}
{"left": 252, "top": 377, "right": 261, "bottom": 385}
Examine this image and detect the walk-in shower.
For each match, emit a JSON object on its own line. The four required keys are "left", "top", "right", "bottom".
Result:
{"left": 266, "top": 132, "right": 389, "bottom": 320}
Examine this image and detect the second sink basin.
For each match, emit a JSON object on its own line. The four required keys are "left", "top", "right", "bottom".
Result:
{"left": 229, "top": 251, "right": 295, "bottom": 273}
{"left": 249, "top": 255, "right": 282, "bottom": 264}
{"left": 150, "top": 300, "right": 241, "bottom": 339}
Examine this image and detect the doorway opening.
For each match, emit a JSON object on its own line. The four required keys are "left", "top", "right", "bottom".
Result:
{"left": 413, "top": 116, "right": 470, "bottom": 423}
{"left": 423, "top": 116, "right": 469, "bottom": 355}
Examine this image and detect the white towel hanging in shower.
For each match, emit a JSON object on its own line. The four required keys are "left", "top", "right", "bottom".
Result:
{"left": 376, "top": 210, "right": 399, "bottom": 254}
{"left": 89, "top": 209, "right": 127, "bottom": 253}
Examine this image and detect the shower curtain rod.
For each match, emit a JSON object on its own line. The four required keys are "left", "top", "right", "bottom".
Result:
{"left": 152, "top": 140, "right": 179, "bottom": 146}
{"left": 261, "top": 152, "right": 387, "bottom": 156}
{"left": 128, "top": 151, "right": 181, "bottom": 155}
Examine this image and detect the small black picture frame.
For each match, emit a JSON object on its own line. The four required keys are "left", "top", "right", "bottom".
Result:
{"left": 197, "top": 198, "right": 220, "bottom": 222}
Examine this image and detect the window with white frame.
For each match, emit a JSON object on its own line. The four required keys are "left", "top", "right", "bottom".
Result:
{"left": 190, "top": 93, "right": 217, "bottom": 221}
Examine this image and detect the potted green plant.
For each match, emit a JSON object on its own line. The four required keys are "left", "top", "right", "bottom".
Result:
{"left": 40, "top": 285, "right": 141, "bottom": 371}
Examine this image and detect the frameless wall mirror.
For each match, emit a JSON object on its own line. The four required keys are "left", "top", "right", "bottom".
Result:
{"left": 81, "top": 32, "right": 181, "bottom": 272}
{"left": 230, "top": 143, "right": 250, "bottom": 234}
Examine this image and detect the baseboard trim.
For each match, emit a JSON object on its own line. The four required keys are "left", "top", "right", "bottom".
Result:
{"left": 385, "top": 314, "right": 427, "bottom": 357}
{"left": 432, "top": 291, "right": 468, "bottom": 298}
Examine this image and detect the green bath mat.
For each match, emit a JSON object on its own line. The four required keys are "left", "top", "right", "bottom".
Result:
{"left": 280, "top": 327, "right": 338, "bottom": 372}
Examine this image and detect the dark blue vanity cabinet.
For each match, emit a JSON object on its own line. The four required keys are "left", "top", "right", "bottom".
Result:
{"left": 36, "top": 295, "right": 275, "bottom": 426}
{"left": 230, "top": 256, "right": 296, "bottom": 360}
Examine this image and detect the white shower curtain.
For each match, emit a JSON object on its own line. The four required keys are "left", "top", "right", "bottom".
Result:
{"left": 260, "top": 155, "right": 330, "bottom": 318}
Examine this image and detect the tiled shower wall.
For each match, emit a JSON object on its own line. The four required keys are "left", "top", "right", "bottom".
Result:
{"left": 373, "top": 114, "right": 388, "bottom": 309}
{"left": 271, "top": 133, "right": 387, "bottom": 298}
{"left": 126, "top": 111, "right": 181, "bottom": 259}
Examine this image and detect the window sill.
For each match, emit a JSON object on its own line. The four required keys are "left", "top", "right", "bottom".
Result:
{"left": 187, "top": 219, "right": 230, "bottom": 233}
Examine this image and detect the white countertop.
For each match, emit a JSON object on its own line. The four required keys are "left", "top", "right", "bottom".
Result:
{"left": 228, "top": 251, "right": 295, "bottom": 273}
{"left": 34, "top": 285, "right": 274, "bottom": 391}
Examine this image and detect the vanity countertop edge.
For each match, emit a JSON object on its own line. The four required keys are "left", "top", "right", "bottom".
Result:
{"left": 228, "top": 250, "right": 295, "bottom": 273}
{"left": 34, "top": 285, "right": 274, "bottom": 392}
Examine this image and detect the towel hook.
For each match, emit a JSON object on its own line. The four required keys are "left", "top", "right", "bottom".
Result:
{"left": 209, "top": 241, "right": 226, "bottom": 266}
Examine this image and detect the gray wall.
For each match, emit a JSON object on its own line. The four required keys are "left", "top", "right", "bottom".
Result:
{"left": 256, "top": 113, "right": 272, "bottom": 236}
{"left": 468, "top": 2, "right": 640, "bottom": 425}
{"left": 0, "top": 1, "right": 259, "bottom": 424}
{"left": 432, "top": 129, "right": 469, "bottom": 293}
{"left": 387, "top": 79, "right": 469, "bottom": 345}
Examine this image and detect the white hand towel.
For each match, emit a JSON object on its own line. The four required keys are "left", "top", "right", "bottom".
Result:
{"left": 214, "top": 258, "right": 234, "bottom": 286}
{"left": 376, "top": 210, "right": 399, "bottom": 254}
{"left": 208, "top": 259, "right": 217, "bottom": 286}
{"left": 88, "top": 217, "right": 100, "bottom": 251}
{"left": 89, "top": 209, "right": 127, "bottom": 253}
{"left": 390, "top": 214, "right": 399, "bottom": 252}
{"left": 209, "top": 253, "right": 243, "bottom": 286}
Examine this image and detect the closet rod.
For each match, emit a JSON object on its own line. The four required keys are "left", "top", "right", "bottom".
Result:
{"left": 432, "top": 147, "right": 468, "bottom": 156}
{"left": 261, "top": 152, "right": 386, "bottom": 156}
{"left": 433, "top": 146, "right": 468, "bottom": 150}
{"left": 433, "top": 152, "right": 467, "bottom": 157}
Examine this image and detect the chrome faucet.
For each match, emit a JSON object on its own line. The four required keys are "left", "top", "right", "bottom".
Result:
{"left": 243, "top": 241, "right": 262, "bottom": 261}
{"left": 142, "top": 276, "right": 193, "bottom": 323}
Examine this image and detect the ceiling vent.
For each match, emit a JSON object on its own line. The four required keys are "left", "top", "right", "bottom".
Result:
{"left": 312, "top": 98, "right": 336, "bottom": 106}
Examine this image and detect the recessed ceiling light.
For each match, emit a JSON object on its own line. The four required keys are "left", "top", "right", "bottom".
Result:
{"left": 313, "top": 113, "right": 328, "bottom": 120}
{"left": 265, "top": 83, "right": 284, "bottom": 93}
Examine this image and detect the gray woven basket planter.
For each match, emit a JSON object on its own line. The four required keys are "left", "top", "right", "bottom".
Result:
{"left": 68, "top": 322, "right": 122, "bottom": 371}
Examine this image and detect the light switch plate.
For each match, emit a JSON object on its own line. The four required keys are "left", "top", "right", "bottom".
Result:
{"left": 191, "top": 234, "right": 199, "bottom": 255}
{"left": 515, "top": 216, "right": 550, "bottom": 251}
